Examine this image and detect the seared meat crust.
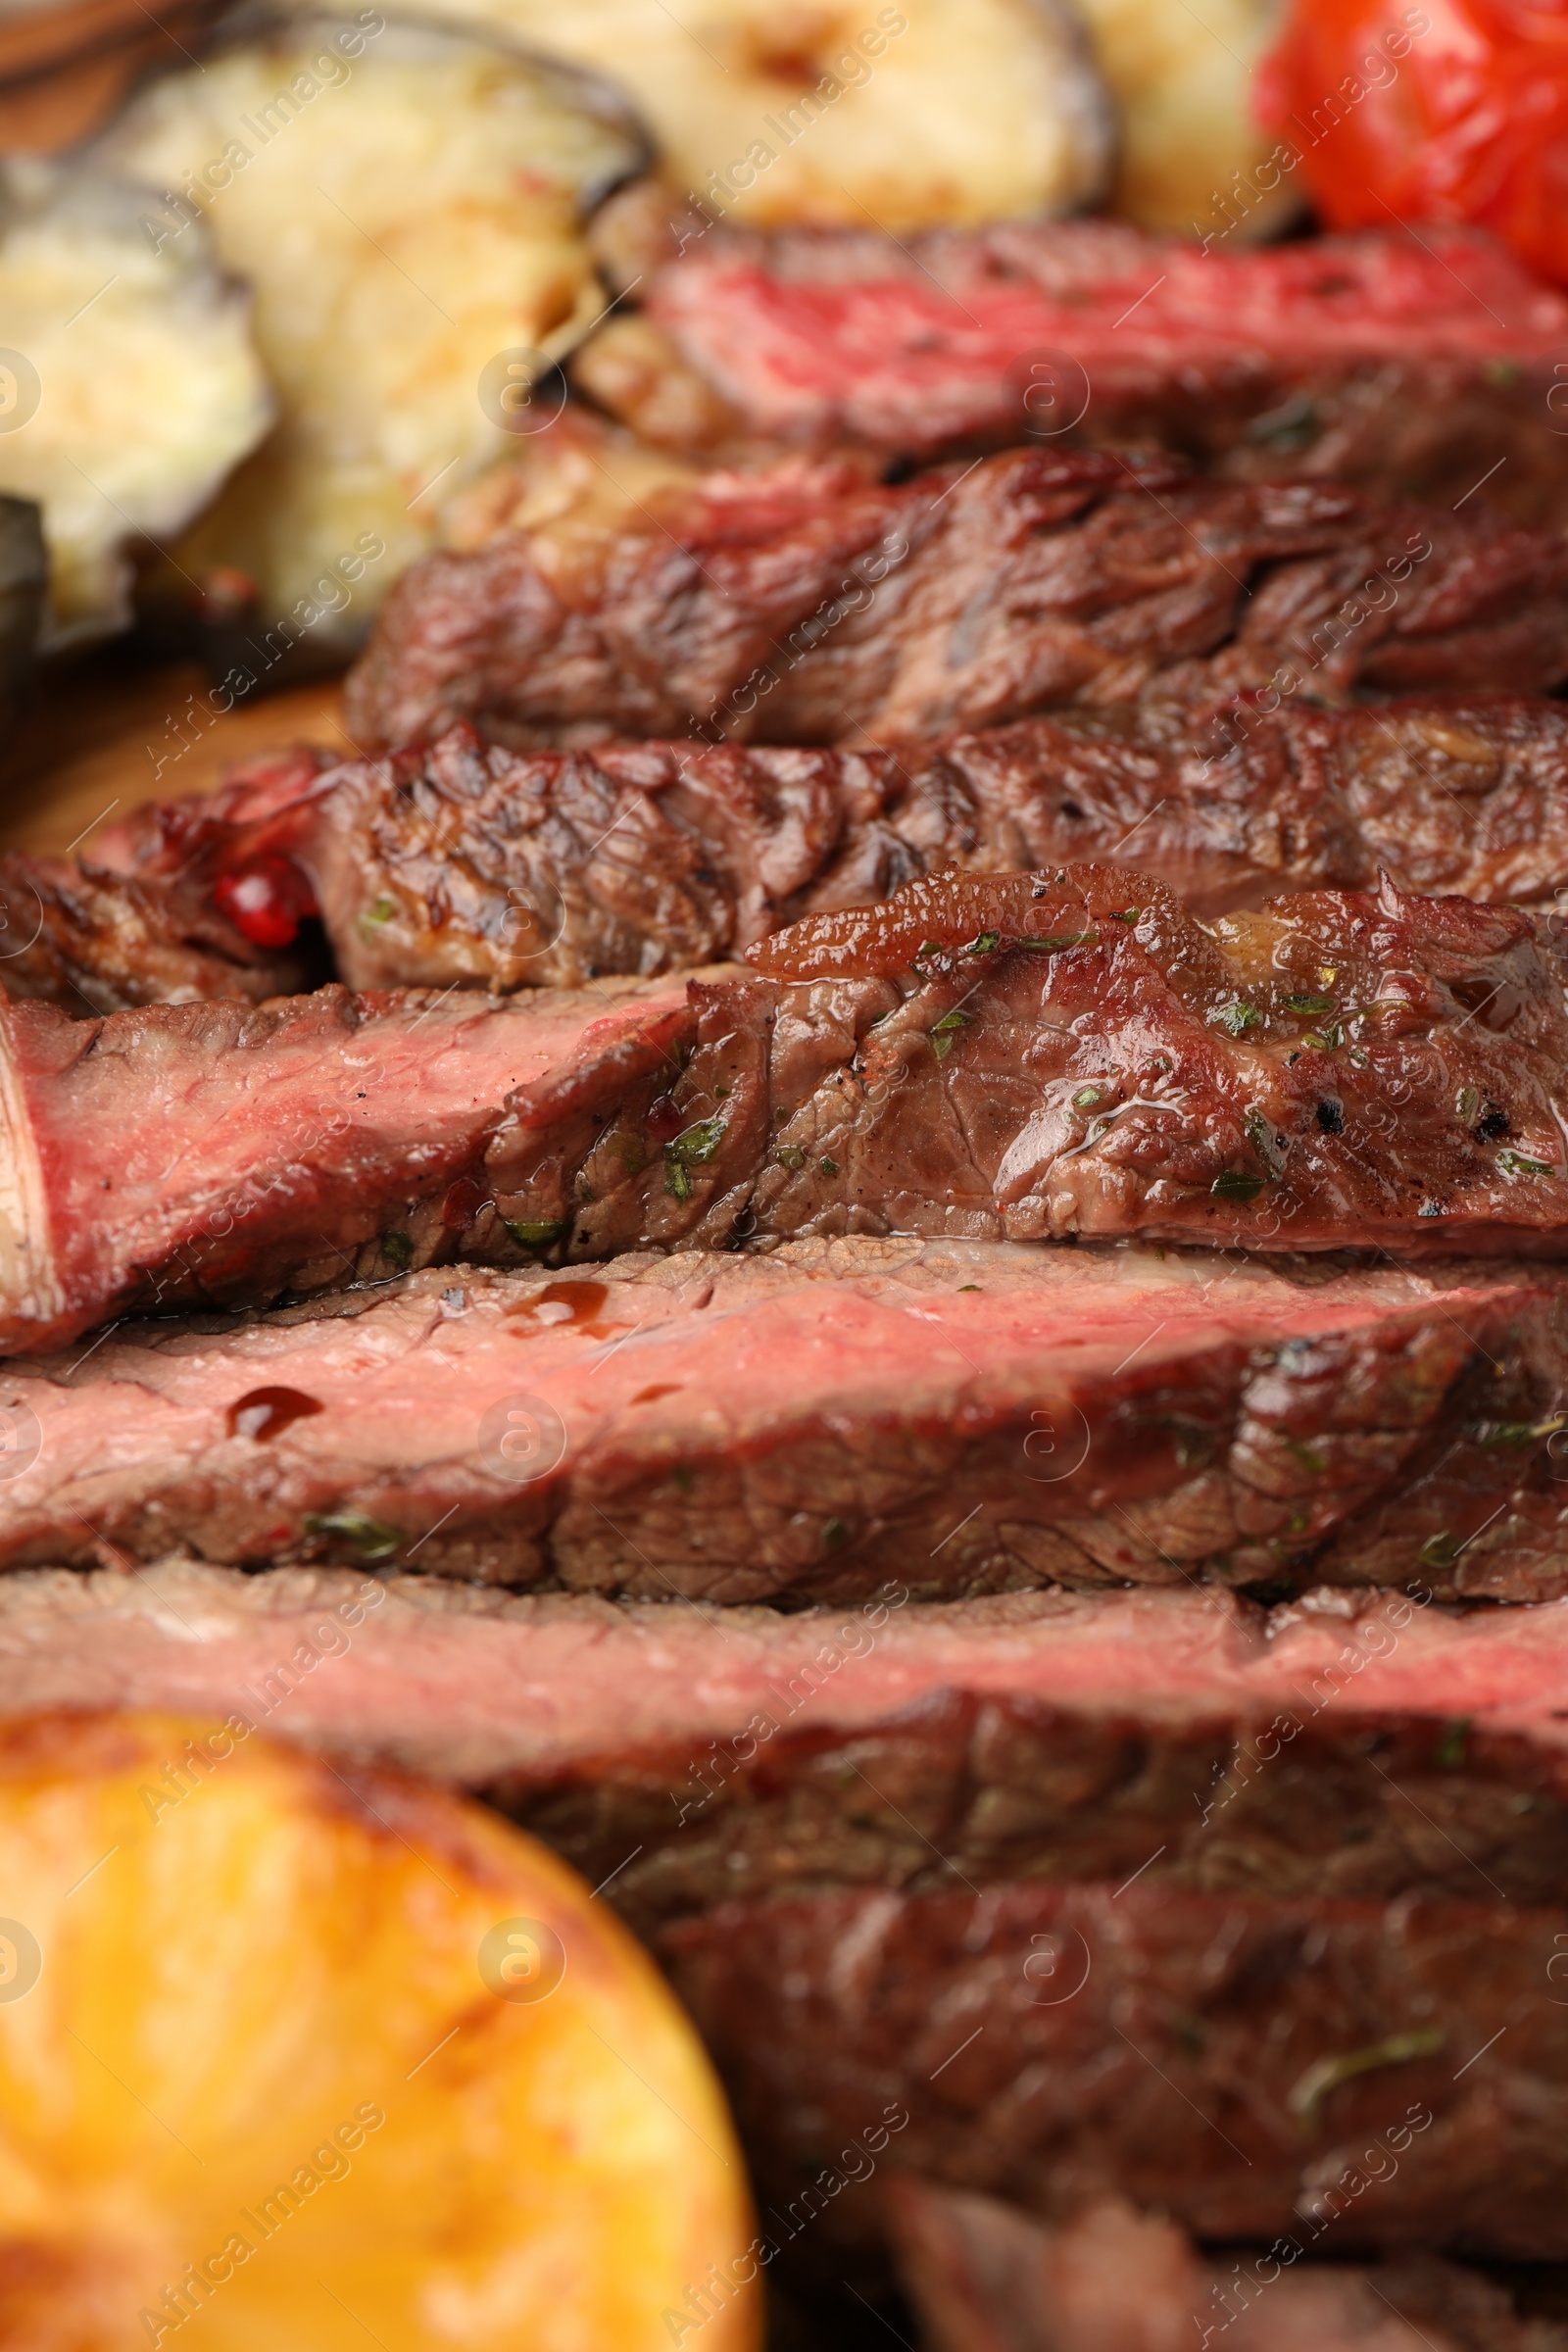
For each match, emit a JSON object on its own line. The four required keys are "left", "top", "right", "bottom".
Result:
{"left": 343, "top": 449, "right": 1568, "bottom": 753}
{"left": 490, "top": 868, "right": 1568, "bottom": 1263}
{"left": 64, "top": 696, "right": 1568, "bottom": 1009}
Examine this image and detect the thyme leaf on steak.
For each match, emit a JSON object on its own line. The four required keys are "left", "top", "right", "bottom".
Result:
{"left": 302, "top": 1509, "right": 402, "bottom": 1562}
{"left": 1287, "top": 2028, "right": 1446, "bottom": 2128}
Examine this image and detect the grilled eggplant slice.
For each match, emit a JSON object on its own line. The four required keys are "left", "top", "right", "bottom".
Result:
{"left": 372, "top": 0, "right": 1112, "bottom": 231}
{"left": 0, "top": 161, "right": 270, "bottom": 648}
{"left": 1071, "top": 0, "right": 1299, "bottom": 238}
{"left": 98, "top": 16, "right": 643, "bottom": 672}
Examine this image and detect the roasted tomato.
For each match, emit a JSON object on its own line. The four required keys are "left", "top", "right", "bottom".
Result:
{"left": 1257, "top": 0, "right": 1568, "bottom": 285}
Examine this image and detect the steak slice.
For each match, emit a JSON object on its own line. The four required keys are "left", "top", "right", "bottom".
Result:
{"left": 12, "top": 1565, "right": 1568, "bottom": 1901}
{"left": 4, "top": 1243, "right": 1568, "bottom": 1601}
{"left": 884, "top": 2182, "right": 1568, "bottom": 2352}
{"left": 109, "top": 698, "right": 1568, "bottom": 1001}
{"left": 582, "top": 198, "right": 1568, "bottom": 521}
{"left": 0, "top": 974, "right": 688, "bottom": 1354}
{"left": 492, "top": 868, "right": 1568, "bottom": 1262}
{"left": 17, "top": 872, "right": 1568, "bottom": 1347}
{"left": 341, "top": 445, "right": 1568, "bottom": 752}
{"left": 661, "top": 1875, "right": 1568, "bottom": 2259}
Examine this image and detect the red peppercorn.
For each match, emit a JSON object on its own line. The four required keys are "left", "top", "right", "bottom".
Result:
{"left": 213, "top": 857, "right": 318, "bottom": 951}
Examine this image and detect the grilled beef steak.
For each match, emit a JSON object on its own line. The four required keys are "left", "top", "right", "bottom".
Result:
{"left": 19, "top": 1552, "right": 1567, "bottom": 2269}
{"left": 494, "top": 869, "right": 1568, "bottom": 1263}
{"left": 5, "top": 1243, "right": 1568, "bottom": 1599}
{"left": 342, "top": 447, "right": 1568, "bottom": 753}
{"left": 582, "top": 198, "right": 1568, "bottom": 521}
{"left": 17, "top": 870, "right": 1568, "bottom": 1347}
{"left": 84, "top": 698, "right": 1568, "bottom": 1004}
{"left": 884, "top": 2184, "right": 1567, "bottom": 2352}
{"left": 0, "top": 975, "right": 688, "bottom": 1353}
{"left": 663, "top": 1876, "right": 1568, "bottom": 2259}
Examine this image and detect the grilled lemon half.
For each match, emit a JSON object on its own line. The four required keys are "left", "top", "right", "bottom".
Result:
{"left": 0, "top": 1712, "right": 759, "bottom": 2352}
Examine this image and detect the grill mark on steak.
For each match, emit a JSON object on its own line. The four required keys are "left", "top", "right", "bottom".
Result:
{"left": 3, "top": 1245, "right": 1568, "bottom": 1600}
{"left": 488, "top": 868, "right": 1568, "bottom": 1261}
{"left": 213, "top": 699, "right": 1568, "bottom": 998}
{"left": 583, "top": 198, "right": 1568, "bottom": 521}
{"left": 661, "top": 1877, "right": 1568, "bottom": 2259}
{"left": 341, "top": 446, "right": 1568, "bottom": 753}
{"left": 32, "top": 696, "right": 1568, "bottom": 1009}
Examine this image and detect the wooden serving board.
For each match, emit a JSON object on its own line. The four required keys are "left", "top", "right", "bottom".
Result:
{"left": 0, "top": 655, "right": 356, "bottom": 858}
{"left": 0, "top": 0, "right": 221, "bottom": 154}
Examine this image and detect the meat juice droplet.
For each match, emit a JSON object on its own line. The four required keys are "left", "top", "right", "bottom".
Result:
{"left": 442, "top": 1177, "right": 488, "bottom": 1229}
{"left": 646, "top": 1096, "right": 684, "bottom": 1144}
{"left": 533, "top": 1281, "right": 610, "bottom": 1327}
{"left": 226, "top": 1386, "right": 326, "bottom": 1442}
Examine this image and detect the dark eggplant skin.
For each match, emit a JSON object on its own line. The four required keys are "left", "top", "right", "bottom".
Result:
{"left": 0, "top": 495, "right": 45, "bottom": 710}
{"left": 105, "top": 6, "right": 649, "bottom": 698}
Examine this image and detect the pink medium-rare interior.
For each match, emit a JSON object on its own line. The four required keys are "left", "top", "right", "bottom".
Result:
{"left": 4, "top": 1566, "right": 1568, "bottom": 1787}
{"left": 650, "top": 226, "right": 1568, "bottom": 444}
{"left": 0, "top": 1240, "right": 1537, "bottom": 1571}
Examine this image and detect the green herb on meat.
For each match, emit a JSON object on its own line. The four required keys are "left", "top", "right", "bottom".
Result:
{"left": 302, "top": 1509, "right": 402, "bottom": 1562}
{"left": 1287, "top": 2029, "right": 1445, "bottom": 2128}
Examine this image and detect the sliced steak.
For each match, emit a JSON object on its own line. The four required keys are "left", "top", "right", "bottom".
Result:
{"left": 0, "top": 975, "right": 688, "bottom": 1353}
{"left": 582, "top": 198, "right": 1568, "bottom": 522}
{"left": 494, "top": 868, "right": 1568, "bottom": 1262}
{"left": 100, "top": 723, "right": 912, "bottom": 997}
{"left": 4, "top": 1243, "right": 1568, "bottom": 1601}
{"left": 884, "top": 2183, "right": 1568, "bottom": 2352}
{"left": 341, "top": 446, "right": 1568, "bottom": 752}
{"left": 12, "top": 1564, "right": 1568, "bottom": 1894}
{"left": 0, "top": 744, "right": 343, "bottom": 1012}
{"left": 662, "top": 1875, "right": 1568, "bottom": 2259}
{"left": 93, "top": 698, "right": 1568, "bottom": 1002}
{"left": 18, "top": 871, "right": 1568, "bottom": 1344}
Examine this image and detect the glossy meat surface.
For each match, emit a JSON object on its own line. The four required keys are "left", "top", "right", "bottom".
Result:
{"left": 489, "top": 869, "right": 1568, "bottom": 1262}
